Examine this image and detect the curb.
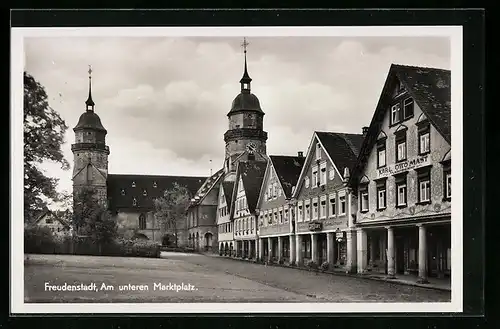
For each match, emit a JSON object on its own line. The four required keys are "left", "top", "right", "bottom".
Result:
{"left": 208, "top": 254, "right": 451, "bottom": 293}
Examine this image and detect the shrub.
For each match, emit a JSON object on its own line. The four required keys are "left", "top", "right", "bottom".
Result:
{"left": 278, "top": 259, "right": 285, "bottom": 265}
{"left": 24, "top": 226, "right": 57, "bottom": 254}
{"left": 320, "top": 261, "right": 330, "bottom": 271}
{"left": 306, "top": 260, "right": 318, "bottom": 270}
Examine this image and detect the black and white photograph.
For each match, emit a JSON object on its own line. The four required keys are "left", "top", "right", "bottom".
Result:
{"left": 11, "top": 25, "right": 463, "bottom": 313}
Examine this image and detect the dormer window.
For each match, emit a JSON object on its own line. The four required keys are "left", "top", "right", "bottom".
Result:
{"left": 153, "top": 181, "right": 157, "bottom": 188}
{"left": 143, "top": 189, "right": 147, "bottom": 197}
{"left": 133, "top": 198, "right": 137, "bottom": 206}
{"left": 121, "top": 189, "right": 126, "bottom": 196}
{"left": 131, "top": 181, "right": 136, "bottom": 188}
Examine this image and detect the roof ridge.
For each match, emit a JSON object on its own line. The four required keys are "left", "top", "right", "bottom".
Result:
{"left": 391, "top": 63, "right": 450, "bottom": 72}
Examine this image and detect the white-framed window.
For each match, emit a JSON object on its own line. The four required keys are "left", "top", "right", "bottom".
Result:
{"left": 403, "top": 97, "right": 414, "bottom": 119}
{"left": 329, "top": 166, "right": 335, "bottom": 180}
{"left": 273, "top": 183, "right": 278, "bottom": 198}
{"left": 284, "top": 207, "right": 289, "bottom": 223}
{"left": 304, "top": 201, "right": 311, "bottom": 221}
{"left": 377, "top": 186, "right": 387, "bottom": 210}
{"left": 297, "top": 202, "right": 303, "bottom": 222}
{"left": 277, "top": 186, "right": 282, "bottom": 197}
{"left": 339, "top": 194, "right": 346, "bottom": 215}
{"left": 305, "top": 176, "right": 310, "bottom": 188}
{"left": 446, "top": 172, "right": 452, "bottom": 200}
{"left": 391, "top": 103, "right": 401, "bottom": 125}
{"left": 312, "top": 198, "right": 318, "bottom": 219}
{"left": 420, "top": 132, "right": 430, "bottom": 154}
{"left": 377, "top": 141, "right": 386, "bottom": 168}
{"left": 397, "top": 139, "right": 407, "bottom": 162}
{"left": 320, "top": 196, "right": 327, "bottom": 218}
{"left": 360, "top": 190, "right": 369, "bottom": 212}
{"left": 419, "top": 179, "right": 431, "bottom": 202}
{"left": 131, "top": 181, "right": 136, "bottom": 188}
{"left": 279, "top": 209, "right": 283, "bottom": 224}
{"left": 320, "top": 162, "right": 327, "bottom": 186}
{"left": 397, "top": 183, "right": 407, "bottom": 207}
{"left": 312, "top": 166, "right": 318, "bottom": 187}
{"left": 316, "top": 143, "right": 321, "bottom": 160}
{"left": 329, "top": 194, "right": 336, "bottom": 217}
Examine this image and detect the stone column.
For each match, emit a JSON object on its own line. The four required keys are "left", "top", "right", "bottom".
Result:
{"left": 357, "top": 228, "right": 368, "bottom": 274}
{"left": 267, "top": 237, "right": 273, "bottom": 262}
{"left": 311, "top": 233, "right": 318, "bottom": 264}
{"left": 289, "top": 235, "right": 296, "bottom": 264}
{"left": 248, "top": 240, "right": 253, "bottom": 260}
{"left": 369, "top": 235, "right": 375, "bottom": 266}
{"left": 327, "top": 232, "right": 335, "bottom": 267}
{"left": 387, "top": 227, "right": 396, "bottom": 277}
{"left": 296, "top": 234, "right": 303, "bottom": 265}
{"left": 346, "top": 230, "right": 357, "bottom": 273}
{"left": 258, "top": 238, "right": 263, "bottom": 261}
{"left": 277, "top": 236, "right": 283, "bottom": 262}
{"left": 418, "top": 224, "right": 429, "bottom": 283}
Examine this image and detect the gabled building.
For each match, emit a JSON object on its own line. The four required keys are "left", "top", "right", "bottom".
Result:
{"left": 187, "top": 169, "right": 225, "bottom": 252}
{"left": 256, "top": 154, "right": 305, "bottom": 263}
{"left": 231, "top": 160, "right": 267, "bottom": 259}
{"left": 348, "top": 64, "right": 451, "bottom": 283}
{"left": 31, "top": 210, "right": 73, "bottom": 237}
{"left": 217, "top": 181, "right": 235, "bottom": 256}
{"left": 291, "top": 131, "right": 364, "bottom": 272}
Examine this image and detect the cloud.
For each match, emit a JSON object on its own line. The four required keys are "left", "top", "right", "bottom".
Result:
{"left": 24, "top": 35, "right": 450, "bottom": 197}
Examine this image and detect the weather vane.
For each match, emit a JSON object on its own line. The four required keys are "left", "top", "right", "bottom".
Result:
{"left": 241, "top": 37, "right": 249, "bottom": 54}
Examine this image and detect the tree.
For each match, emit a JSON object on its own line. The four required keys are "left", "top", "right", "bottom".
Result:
{"left": 73, "top": 187, "right": 116, "bottom": 249}
{"left": 153, "top": 183, "right": 191, "bottom": 247}
{"left": 24, "top": 72, "right": 69, "bottom": 223}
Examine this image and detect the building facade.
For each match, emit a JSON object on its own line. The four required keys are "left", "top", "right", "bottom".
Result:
{"left": 291, "top": 132, "right": 364, "bottom": 272}
{"left": 217, "top": 182, "right": 235, "bottom": 255}
{"left": 256, "top": 155, "right": 305, "bottom": 264}
{"left": 349, "top": 64, "right": 451, "bottom": 282}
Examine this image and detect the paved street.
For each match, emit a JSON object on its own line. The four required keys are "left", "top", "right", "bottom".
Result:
{"left": 24, "top": 252, "right": 450, "bottom": 303}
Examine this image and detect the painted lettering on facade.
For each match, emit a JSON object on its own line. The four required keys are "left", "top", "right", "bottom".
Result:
{"left": 377, "top": 155, "right": 430, "bottom": 179}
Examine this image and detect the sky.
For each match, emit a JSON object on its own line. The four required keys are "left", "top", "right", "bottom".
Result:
{"left": 23, "top": 35, "right": 450, "bottom": 207}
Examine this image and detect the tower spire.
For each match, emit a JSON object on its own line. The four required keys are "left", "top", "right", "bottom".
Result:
{"left": 240, "top": 37, "right": 252, "bottom": 93}
{"left": 86, "top": 65, "right": 95, "bottom": 111}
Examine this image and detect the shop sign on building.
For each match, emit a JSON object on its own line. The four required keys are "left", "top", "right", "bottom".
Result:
{"left": 377, "top": 155, "right": 431, "bottom": 179}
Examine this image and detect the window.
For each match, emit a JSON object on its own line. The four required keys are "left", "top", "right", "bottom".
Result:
{"left": 403, "top": 97, "right": 414, "bottom": 119}
{"left": 316, "top": 143, "right": 321, "bottom": 160}
{"left": 279, "top": 209, "right": 283, "bottom": 224}
{"left": 329, "top": 194, "right": 336, "bottom": 217}
{"left": 274, "top": 211, "right": 278, "bottom": 224}
{"left": 443, "top": 161, "right": 451, "bottom": 201}
{"left": 305, "top": 201, "right": 311, "bottom": 221}
{"left": 320, "top": 197, "right": 327, "bottom": 218}
{"left": 320, "top": 162, "right": 327, "bottom": 186}
{"left": 139, "top": 214, "right": 146, "bottom": 229}
{"left": 133, "top": 198, "right": 137, "bottom": 206}
{"left": 284, "top": 208, "right": 289, "bottom": 223}
{"left": 360, "top": 186, "right": 369, "bottom": 212}
{"left": 329, "top": 166, "right": 335, "bottom": 180}
{"left": 305, "top": 176, "right": 310, "bottom": 188}
{"left": 312, "top": 198, "right": 318, "bottom": 219}
{"left": 312, "top": 166, "right": 318, "bottom": 187}
{"left": 143, "top": 189, "right": 148, "bottom": 197}
{"left": 396, "top": 131, "right": 407, "bottom": 162}
{"left": 376, "top": 180, "right": 387, "bottom": 210}
{"left": 131, "top": 181, "right": 136, "bottom": 188}
{"left": 45, "top": 217, "right": 53, "bottom": 224}
{"left": 153, "top": 181, "right": 157, "bottom": 188}
{"left": 377, "top": 140, "right": 386, "bottom": 168}
{"left": 417, "top": 169, "right": 431, "bottom": 203}
{"left": 121, "top": 189, "right": 126, "bottom": 196}
{"left": 397, "top": 182, "right": 407, "bottom": 207}
{"left": 418, "top": 122, "right": 431, "bottom": 155}
{"left": 297, "top": 202, "right": 303, "bottom": 222}
{"left": 277, "top": 186, "right": 282, "bottom": 197}
{"left": 391, "top": 103, "right": 401, "bottom": 125}
{"left": 339, "top": 194, "right": 346, "bottom": 215}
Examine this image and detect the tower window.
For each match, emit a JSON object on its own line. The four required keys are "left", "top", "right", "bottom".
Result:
{"left": 132, "top": 181, "right": 136, "bottom": 188}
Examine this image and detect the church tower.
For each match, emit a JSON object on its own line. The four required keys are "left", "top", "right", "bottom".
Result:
{"left": 223, "top": 38, "right": 268, "bottom": 181}
{"left": 71, "top": 66, "right": 110, "bottom": 207}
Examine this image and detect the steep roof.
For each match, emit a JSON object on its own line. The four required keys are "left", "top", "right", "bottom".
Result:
{"left": 269, "top": 155, "right": 305, "bottom": 198}
{"left": 35, "top": 210, "right": 71, "bottom": 228}
{"left": 73, "top": 111, "right": 107, "bottom": 133}
{"left": 234, "top": 160, "right": 267, "bottom": 214}
{"left": 392, "top": 64, "right": 451, "bottom": 143}
{"left": 315, "top": 132, "right": 365, "bottom": 174}
{"left": 348, "top": 64, "right": 451, "bottom": 190}
{"left": 222, "top": 181, "right": 234, "bottom": 206}
{"left": 189, "top": 168, "right": 225, "bottom": 207}
{"left": 107, "top": 174, "right": 207, "bottom": 211}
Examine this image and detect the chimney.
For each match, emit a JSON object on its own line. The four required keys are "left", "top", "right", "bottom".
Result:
{"left": 298, "top": 151, "right": 304, "bottom": 158}
{"left": 362, "top": 126, "right": 369, "bottom": 136}
{"left": 343, "top": 167, "right": 350, "bottom": 181}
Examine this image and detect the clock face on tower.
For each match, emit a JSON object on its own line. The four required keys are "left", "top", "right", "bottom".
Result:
{"left": 246, "top": 142, "right": 257, "bottom": 154}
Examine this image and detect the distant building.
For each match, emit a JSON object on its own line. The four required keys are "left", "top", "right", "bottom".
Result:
{"left": 348, "top": 64, "right": 451, "bottom": 282}
{"left": 217, "top": 181, "right": 235, "bottom": 255}
{"left": 31, "top": 210, "right": 72, "bottom": 237}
